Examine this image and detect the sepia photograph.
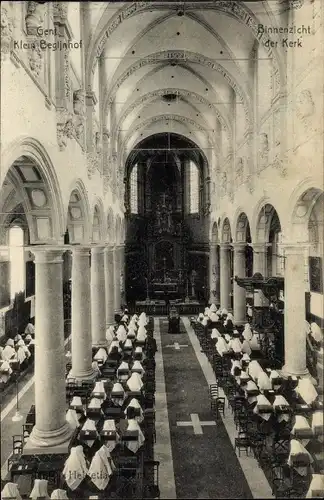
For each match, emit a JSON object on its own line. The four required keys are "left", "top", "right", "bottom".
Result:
{"left": 0, "top": 1, "right": 323, "bottom": 498}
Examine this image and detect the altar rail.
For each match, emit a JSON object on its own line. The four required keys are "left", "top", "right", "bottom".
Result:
{"left": 132, "top": 301, "right": 202, "bottom": 316}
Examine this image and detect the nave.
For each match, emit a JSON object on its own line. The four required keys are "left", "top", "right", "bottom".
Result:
{"left": 2, "top": 309, "right": 323, "bottom": 499}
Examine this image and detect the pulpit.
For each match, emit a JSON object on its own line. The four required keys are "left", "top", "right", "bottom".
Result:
{"left": 234, "top": 273, "right": 285, "bottom": 365}
{"left": 168, "top": 307, "right": 180, "bottom": 334}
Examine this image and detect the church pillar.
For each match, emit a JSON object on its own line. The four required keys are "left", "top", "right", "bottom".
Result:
{"left": 91, "top": 246, "right": 107, "bottom": 346}
{"left": 70, "top": 247, "right": 95, "bottom": 380}
{"left": 282, "top": 245, "right": 309, "bottom": 377}
{"left": 26, "top": 248, "right": 73, "bottom": 450}
{"left": 252, "top": 243, "right": 269, "bottom": 307}
{"left": 104, "top": 246, "right": 115, "bottom": 326}
{"left": 220, "top": 243, "right": 231, "bottom": 311}
{"left": 113, "top": 246, "right": 122, "bottom": 314}
{"left": 233, "top": 243, "right": 247, "bottom": 325}
{"left": 209, "top": 243, "right": 220, "bottom": 306}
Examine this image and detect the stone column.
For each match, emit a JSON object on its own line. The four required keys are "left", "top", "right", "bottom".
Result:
{"left": 233, "top": 243, "right": 247, "bottom": 325}
{"left": 104, "top": 246, "right": 115, "bottom": 326}
{"left": 253, "top": 243, "right": 269, "bottom": 307}
{"left": 282, "top": 245, "right": 309, "bottom": 377}
{"left": 113, "top": 246, "right": 122, "bottom": 313}
{"left": 91, "top": 246, "right": 107, "bottom": 346}
{"left": 70, "top": 247, "right": 95, "bottom": 380}
{"left": 220, "top": 243, "right": 232, "bottom": 311}
{"left": 209, "top": 243, "right": 220, "bottom": 305}
{"left": 26, "top": 248, "right": 73, "bottom": 450}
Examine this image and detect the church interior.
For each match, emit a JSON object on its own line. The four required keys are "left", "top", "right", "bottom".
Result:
{"left": 0, "top": 1, "right": 323, "bottom": 499}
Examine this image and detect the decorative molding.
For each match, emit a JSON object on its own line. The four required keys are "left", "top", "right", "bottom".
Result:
{"left": 203, "top": 202, "right": 211, "bottom": 217}
{"left": 73, "top": 89, "right": 85, "bottom": 115}
{"left": 52, "top": 1, "right": 68, "bottom": 21}
{"left": 63, "top": 49, "right": 71, "bottom": 101}
{"left": 288, "top": 0, "right": 304, "bottom": 9}
{"left": 90, "top": 1, "right": 284, "bottom": 89}
{"left": 220, "top": 172, "right": 227, "bottom": 198}
{"left": 258, "top": 132, "right": 269, "bottom": 171}
{"left": 28, "top": 41, "right": 43, "bottom": 78}
{"left": 104, "top": 50, "right": 251, "bottom": 124}
{"left": 235, "top": 156, "right": 244, "bottom": 186}
{"left": 86, "top": 151, "right": 99, "bottom": 180}
{"left": 94, "top": 132, "right": 102, "bottom": 155}
{"left": 73, "top": 89, "right": 85, "bottom": 139}
{"left": 94, "top": 2, "right": 149, "bottom": 61}
{"left": 123, "top": 114, "right": 215, "bottom": 152}
{"left": 85, "top": 90, "right": 97, "bottom": 106}
{"left": 56, "top": 109, "right": 74, "bottom": 151}
{"left": 25, "top": 1, "right": 45, "bottom": 36}
{"left": 1, "top": 3, "right": 14, "bottom": 61}
{"left": 117, "top": 87, "right": 232, "bottom": 137}
{"left": 271, "top": 153, "right": 288, "bottom": 178}
{"left": 10, "top": 49, "right": 20, "bottom": 68}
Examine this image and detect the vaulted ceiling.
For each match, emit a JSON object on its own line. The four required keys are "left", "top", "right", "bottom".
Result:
{"left": 86, "top": 1, "right": 286, "bottom": 162}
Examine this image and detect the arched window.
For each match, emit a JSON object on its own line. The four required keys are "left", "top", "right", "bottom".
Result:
{"left": 9, "top": 226, "right": 25, "bottom": 300}
{"left": 188, "top": 161, "right": 199, "bottom": 214}
{"left": 130, "top": 164, "right": 138, "bottom": 214}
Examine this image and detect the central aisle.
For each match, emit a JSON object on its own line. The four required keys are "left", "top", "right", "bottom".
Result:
{"left": 158, "top": 317, "right": 252, "bottom": 499}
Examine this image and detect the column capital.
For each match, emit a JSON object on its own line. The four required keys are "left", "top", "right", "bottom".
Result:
{"left": 232, "top": 242, "right": 247, "bottom": 252}
{"left": 104, "top": 245, "right": 114, "bottom": 253}
{"left": 91, "top": 245, "right": 106, "bottom": 255}
{"left": 209, "top": 242, "right": 218, "bottom": 248}
{"left": 251, "top": 242, "right": 271, "bottom": 251}
{"left": 219, "top": 242, "right": 232, "bottom": 250}
{"left": 282, "top": 244, "right": 308, "bottom": 255}
{"left": 69, "top": 245, "right": 91, "bottom": 255}
{"left": 27, "top": 246, "right": 65, "bottom": 264}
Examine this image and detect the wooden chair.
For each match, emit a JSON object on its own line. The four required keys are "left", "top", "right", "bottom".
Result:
{"left": 234, "top": 431, "right": 250, "bottom": 457}
{"left": 214, "top": 397, "right": 225, "bottom": 418}
{"left": 212, "top": 357, "right": 224, "bottom": 379}
{"left": 23, "top": 423, "right": 33, "bottom": 443}
{"left": 12, "top": 434, "right": 23, "bottom": 455}
{"left": 144, "top": 380, "right": 156, "bottom": 394}
{"left": 209, "top": 383, "right": 219, "bottom": 398}
{"left": 142, "top": 409, "right": 156, "bottom": 443}
{"left": 144, "top": 392, "right": 155, "bottom": 409}
{"left": 143, "top": 460, "right": 160, "bottom": 499}
{"left": 65, "top": 362, "right": 72, "bottom": 374}
{"left": 66, "top": 381, "right": 77, "bottom": 401}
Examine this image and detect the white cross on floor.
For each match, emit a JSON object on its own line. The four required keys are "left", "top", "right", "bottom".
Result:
{"left": 165, "top": 342, "right": 189, "bottom": 350}
{"left": 176, "top": 413, "right": 216, "bottom": 435}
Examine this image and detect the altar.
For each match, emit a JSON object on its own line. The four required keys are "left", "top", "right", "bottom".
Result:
{"left": 134, "top": 299, "right": 201, "bottom": 316}
{"left": 152, "top": 281, "right": 178, "bottom": 295}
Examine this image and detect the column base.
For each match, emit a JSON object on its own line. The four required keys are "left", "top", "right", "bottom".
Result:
{"left": 69, "top": 368, "right": 97, "bottom": 381}
{"left": 234, "top": 320, "right": 246, "bottom": 327}
{"left": 280, "top": 366, "right": 317, "bottom": 384}
{"left": 92, "top": 339, "right": 108, "bottom": 348}
{"left": 25, "top": 422, "right": 74, "bottom": 452}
